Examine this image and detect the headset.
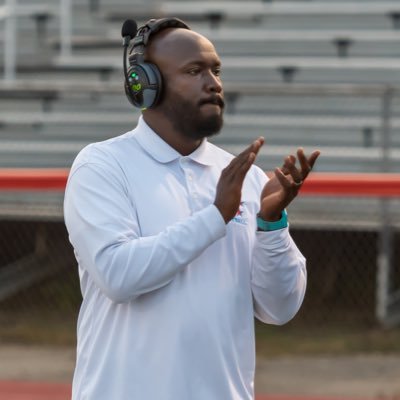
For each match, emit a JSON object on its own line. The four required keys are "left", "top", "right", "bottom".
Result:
{"left": 122, "top": 17, "right": 191, "bottom": 110}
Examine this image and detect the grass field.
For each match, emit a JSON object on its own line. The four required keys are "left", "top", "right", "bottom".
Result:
{"left": 255, "top": 320, "right": 400, "bottom": 357}
{"left": 0, "top": 267, "right": 399, "bottom": 356}
{"left": 1, "top": 308, "right": 400, "bottom": 357}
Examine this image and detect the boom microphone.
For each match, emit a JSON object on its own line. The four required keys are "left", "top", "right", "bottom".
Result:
{"left": 121, "top": 19, "right": 137, "bottom": 46}
{"left": 121, "top": 19, "right": 138, "bottom": 105}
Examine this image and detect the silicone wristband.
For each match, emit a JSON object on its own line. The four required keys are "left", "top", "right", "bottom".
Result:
{"left": 257, "top": 209, "right": 288, "bottom": 231}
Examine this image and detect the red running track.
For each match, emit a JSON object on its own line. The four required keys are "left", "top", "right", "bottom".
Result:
{"left": 0, "top": 381, "right": 368, "bottom": 400}
{"left": 0, "top": 381, "right": 71, "bottom": 400}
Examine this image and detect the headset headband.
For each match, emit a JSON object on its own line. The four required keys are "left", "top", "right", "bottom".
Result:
{"left": 129, "top": 18, "right": 190, "bottom": 63}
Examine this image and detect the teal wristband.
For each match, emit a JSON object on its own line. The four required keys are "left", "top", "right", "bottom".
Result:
{"left": 257, "top": 210, "right": 288, "bottom": 231}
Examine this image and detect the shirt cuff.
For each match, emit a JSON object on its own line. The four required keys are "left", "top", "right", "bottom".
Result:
{"left": 256, "top": 226, "right": 291, "bottom": 249}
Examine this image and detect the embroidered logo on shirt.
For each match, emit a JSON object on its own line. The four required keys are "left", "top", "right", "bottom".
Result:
{"left": 232, "top": 202, "right": 248, "bottom": 225}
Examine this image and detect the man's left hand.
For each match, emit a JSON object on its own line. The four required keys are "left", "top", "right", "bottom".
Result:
{"left": 258, "top": 148, "right": 320, "bottom": 221}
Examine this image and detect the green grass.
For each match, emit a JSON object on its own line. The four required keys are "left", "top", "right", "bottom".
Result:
{"left": 0, "top": 268, "right": 80, "bottom": 346}
{"left": 1, "top": 312, "right": 400, "bottom": 356}
{"left": 1, "top": 272, "right": 400, "bottom": 354}
{"left": 0, "top": 311, "right": 77, "bottom": 346}
{"left": 255, "top": 320, "right": 400, "bottom": 357}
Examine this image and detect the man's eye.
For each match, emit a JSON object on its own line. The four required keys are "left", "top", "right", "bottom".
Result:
{"left": 213, "top": 68, "right": 221, "bottom": 76}
{"left": 188, "top": 69, "right": 200, "bottom": 75}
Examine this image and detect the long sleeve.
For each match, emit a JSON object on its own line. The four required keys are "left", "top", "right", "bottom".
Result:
{"left": 64, "top": 162, "right": 226, "bottom": 303}
{"left": 251, "top": 226, "right": 307, "bottom": 325}
{"left": 68, "top": 124, "right": 301, "bottom": 400}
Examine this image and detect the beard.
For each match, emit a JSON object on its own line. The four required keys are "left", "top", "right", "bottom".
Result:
{"left": 158, "top": 91, "right": 225, "bottom": 140}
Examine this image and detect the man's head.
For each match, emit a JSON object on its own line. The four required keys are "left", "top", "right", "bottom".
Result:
{"left": 142, "top": 23, "right": 225, "bottom": 141}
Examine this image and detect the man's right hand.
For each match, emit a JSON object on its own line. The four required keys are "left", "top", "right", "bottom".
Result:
{"left": 214, "top": 137, "right": 264, "bottom": 223}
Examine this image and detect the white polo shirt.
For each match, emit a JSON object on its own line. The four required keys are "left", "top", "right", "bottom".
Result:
{"left": 64, "top": 116, "right": 306, "bottom": 400}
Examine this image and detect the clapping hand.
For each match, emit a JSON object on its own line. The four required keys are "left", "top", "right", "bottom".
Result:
{"left": 258, "top": 148, "right": 320, "bottom": 221}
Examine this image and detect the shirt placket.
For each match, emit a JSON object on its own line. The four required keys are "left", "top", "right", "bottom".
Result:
{"left": 180, "top": 157, "right": 200, "bottom": 213}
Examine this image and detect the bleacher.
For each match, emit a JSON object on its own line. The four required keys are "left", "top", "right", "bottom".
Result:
{"left": 1, "top": 1, "right": 400, "bottom": 330}
{"left": 1, "top": 0, "right": 400, "bottom": 225}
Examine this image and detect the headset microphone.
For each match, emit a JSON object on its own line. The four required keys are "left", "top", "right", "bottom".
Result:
{"left": 121, "top": 20, "right": 138, "bottom": 107}
{"left": 121, "top": 19, "right": 137, "bottom": 45}
{"left": 121, "top": 17, "right": 191, "bottom": 110}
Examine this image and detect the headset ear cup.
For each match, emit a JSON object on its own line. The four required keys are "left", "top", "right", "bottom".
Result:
{"left": 123, "top": 17, "right": 190, "bottom": 109}
{"left": 125, "top": 63, "right": 162, "bottom": 109}
{"left": 141, "top": 63, "right": 163, "bottom": 108}
{"left": 125, "top": 65, "right": 144, "bottom": 108}
{"left": 124, "top": 80, "right": 137, "bottom": 107}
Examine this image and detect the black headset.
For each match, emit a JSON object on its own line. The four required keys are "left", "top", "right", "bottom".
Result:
{"left": 122, "top": 18, "right": 191, "bottom": 110}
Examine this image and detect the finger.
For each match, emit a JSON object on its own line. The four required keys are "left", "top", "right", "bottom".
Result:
{"left": 235, "top": 152, "right": 256, "bottom": 182}
{"left": 285, "top": 156, "right": 302, "bottom": 184}
{"left": 281, "top": 154, "right": 296, "bottom": 175}
{"left": 244, "top": 137, "right": 264, "bottom": 161}
{"left": 297, "top": 148, "right": 311, "bottom": 178}
{"left": 221, "top": 147, "right": 257, "bottom": 187}
{"left": 298, "top": 148, "right": 321, "bottom": 179}
{"left": 276, "top": 165, "right": 304, "bottom": 192}
{"left": 308, "top": 150, "right": 321, "bottom": 169}
{"left": 226, "top": 137, "right": 264, "bottom": 175}
{"left": 239, "top": 137, "right": 264, "bottom": 158}
{"left": 220, "top": 152, "right": 255, "bottom": 196}
{"left": 274, "top": 167, "right": 292, "bottom": 189}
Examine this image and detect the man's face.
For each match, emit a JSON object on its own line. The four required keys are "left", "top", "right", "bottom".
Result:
{"left": 148, "top": 29, "right": 225, "bottom": 140}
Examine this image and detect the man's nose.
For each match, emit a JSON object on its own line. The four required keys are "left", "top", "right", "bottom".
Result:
{"left": 205, "top": 72, "right": 222, "bottom": 93}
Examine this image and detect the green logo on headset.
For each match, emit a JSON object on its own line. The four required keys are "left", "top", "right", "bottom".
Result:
{"left": 132, "top": 83, "right": 142, "bottom": 92}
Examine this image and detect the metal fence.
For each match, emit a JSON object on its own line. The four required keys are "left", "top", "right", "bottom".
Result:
{"left": 0, "top": 171, "right": 399, "bottom": 346}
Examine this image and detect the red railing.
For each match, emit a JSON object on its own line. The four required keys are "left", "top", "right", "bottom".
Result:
{"left": 0, "top": 169, "right": 69, "bottom": 190}
{"left": 299, "top": 172, "right": 400, "bottom": 197}
{"left": 0, "top": 169, "right": 399, "bottom": 197}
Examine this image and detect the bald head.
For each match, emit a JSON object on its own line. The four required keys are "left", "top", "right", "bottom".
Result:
{"left": 145, "top": 28, "right": 220, "bottom": 76}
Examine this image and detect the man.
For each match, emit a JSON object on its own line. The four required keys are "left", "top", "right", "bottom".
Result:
{"left": 64, "top": 18, "right": 320, "bottom": 400}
